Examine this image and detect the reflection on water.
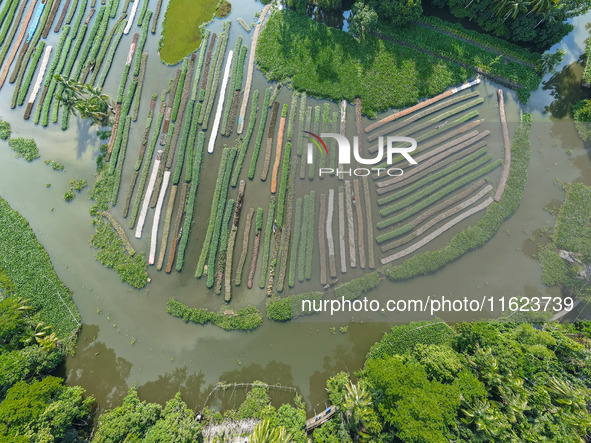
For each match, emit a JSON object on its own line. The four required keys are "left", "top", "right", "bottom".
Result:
{"left": 543, "top": 57, "right": 591, "bottom": 119}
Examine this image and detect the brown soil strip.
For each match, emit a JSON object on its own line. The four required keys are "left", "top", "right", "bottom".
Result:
{"left": 367, "top": 91, "right": 479, "bottom": 142}
{"left": 319, "top": 193, "right": 328, "bottom": 285}
{"left": 271, "top": 113, "right": 286, "bottom": 193}
{"left": 200, "top": 33, "right": 217, "bottom": 92}
{"left": 327, "top": 188, "right": 337, "bottom": 278}
{"left": 165, "top": 182, "right": 188, "bottom": 273}
{"left": 345, "top": 180, "right": 356, "bottom": 268}
{"left": 105, "top": 103, "right": 122, "bottom": 161}
{"left": 261, "top": 101, "right": 279, "bottom": 181}
{"left": 247, "top": 228, "right": 261, "bottom": 289}
{"left": 494, "top": 89, "right": 511, "bottom": 202}
{"left": 353, "top": 179, "right": 366, "bottom": 269}
{"left": 382, "top": 184, "right": 493, "bottom": 252}
{"left": 54, "top": 0, "right": 71, "bottom": 32}
{"left": 362, "top": 176, "right": 375, "bottom": 268}
{"left": 157, "top": 184, "right": 177, "bottom": 270}
{"left": 102, "top": 211, "right": 135, "bottom": 255}
{"left": 0, "top": 0, "right": 38, "bottom": 90}
{"left": 9, "top": 41, "right": 29, "bottom": 84}
{"left": 225, "top": 89, "right": 241, "bottom": 136}
{"left": 43, "top": 0, "right": 61, "bottom": 37}
{"left": 236, "top": 207, "right": 254, "bottom": 285}
{"left": 380, "top": 196, "right": 494, "bottom": 265}
{"left": 237, "top": 2, "right": 272, "bottom": 133}
{"left": 151, "top": 0, "right": 162, "bottom": 34}
{"left": 161, "top": 68, "right": 181, "bottom": 143}
{"left": 338, "top": 187, "right": 347, "bottom": 273}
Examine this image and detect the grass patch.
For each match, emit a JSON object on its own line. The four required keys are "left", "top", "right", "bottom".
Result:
{"left": 553, "top": 183, "right": 591, "bottom": 252}
{"left": 256, "top": 10, "right": 470, "bottom": 117}
{"left": 0, "top": 196, "right": 81, "bottom": 339}
{"left": 159, "top": 0, "right": 219, "bottom": 65}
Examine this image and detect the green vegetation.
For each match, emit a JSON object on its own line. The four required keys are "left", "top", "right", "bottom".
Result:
{"left": 91, "top": 219, "right": 148, "bottom": 289}
{"left": 375, "top": 21, "right": 541, "bottom": 100}
{"left": 231, "top": 89, "right": 259, "bottom": 187}
{"left": 248, "top": 87, "right": 272, "bottom": 179}
{"left": 308, "top": 106, "right": 320, "bottom": 179}
{"left": 573, "top": 99, "right": 591, "bottom": 144}
{"left": 0, "top": 119, "right": 10, "bottom": 139}
{"left": 176, "top": 131, "right": 206, "bottom": 271}
{"left": 304, "top": 191, "right": 316, "bottom": 280}
{"left": 384, "top": 114, "right": 531, "bottom": 280}
{"left": 377, "top": 160, "right": 501, "bottom": 228}
{"left": 16, "top": 41, "right": 46, "bottom": 107}
{"left": 297, "top": 194, "right": 310, "bottom": 282}
{"left": 584, "top": 36, "right": 591, "bottom": 86}
{"left": 201, "top": 22, "right": 231, "bottom": 129}
{"left": 206, "top": 148, "right": 236, "bottom": 287}
{"left": 276, "top": 142, "right": 292, "bottom": 227}
{"left": 220, "top": 36, "right": 243, "bottom": 134}
{"left": 133, "top": 12, "right": 152, "bottom": 78}
{"left": 92, "top": 388, "right": 200, "bottom": 441}
{"left": 0, "top": 196, "right": 81, "bottom": 337}
{"left": 195, "top": 147, "right": 229, "bottom": 278}
{"left": 431, "top": 0, "right": 585, "bottom": 51}
{"left": 94, "top": 17, "right": 127, "bottom": 87}
{"left": 289, "top": 197, "right": 302, "bottom": 288}
{"left": 7, "top": 138, "right": 39, "bottom": 162}
{"left": 159, "top": 0, "right": 219, "bottom": 64}
{"left": 266, "top": 291, "right": 323, "bottom": 322}
{"left": 296, "top": 93, "right": 307, "bottom": 156}
{"left": 538, "top": 183, "right": 591, "bottom": 295}
{"left": 256, "top": 10, "right": 470, "bottom": 117}
{"left": 259, "top": 197, "right": 276, "bottom": 289}
{"left": 215, "top": 0, "right": 231, "bottom": 18}
{"left": 171, "top": 57, "right": 189, "bottom": 122}
{"left": 212, "top": 198, "right": 235, "bottom": 292}
{"left": 334, "top": 272, "right": 380, "bottom": 299}
{"left": 313, "top": 321, "right": 591, "bottom": 441}
{"left": 167, "top": 298, "right": 263, "bottom": 331}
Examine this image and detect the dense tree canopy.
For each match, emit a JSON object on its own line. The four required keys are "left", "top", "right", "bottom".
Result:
{"left": 314, "top": 321, "right": 591, "bottom": 442}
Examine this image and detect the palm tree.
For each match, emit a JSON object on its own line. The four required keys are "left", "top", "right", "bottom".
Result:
{"left": 530, "top": 0, "right": 554, "bottom": 13}
{"left": 494, "top": 0, "right": 530, "bottom": 21}
{"left": 249, "top": 419, "right": 292, "bottom": 443}
{"left": 55, "top": 75, "right": 113, "bottom": 126}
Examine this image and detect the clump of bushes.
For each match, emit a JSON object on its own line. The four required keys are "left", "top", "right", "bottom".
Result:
{"left": 8, "top": 138, "right": 39, "bottom": 162}
{"left": 44, "top": 160, "right": 64, "bottom": 171}
{"left": 167, "top": 298, "right": 262, "bottom": 331}
{"left": 573, "top": 99, "right": 591, "bottom": 144}
{"left": 0, "top": 119, "right": 10, "bottom": 140}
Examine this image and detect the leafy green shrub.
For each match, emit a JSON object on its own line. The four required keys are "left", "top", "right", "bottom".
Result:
{"left": 539, "top": 243, "right": 570, "bottom": 286}
{"left": 297, "top": 194, "right": 309, "bottom": 282}
{"left": 384, "top": 115, "right": 531, "bottom": 281}
{"left": 64, "top": 190, "right": 75, "bottom": 202}
{"left": 248, "top": 87, "right": 272, "bottom": 179}
{"left": 573, "top": 99, "right": 591, "bottom": 144}
{"left": 553, "top": 182, "right": 591, "bottom": 252}
{"left": 171, "top": 57, "right": 189, "bottom": 122}
{"left": 266, "top": 291, "right": 324, "bottom": 321}
{"left": 210, "top": 199, "right": 235, "bottom": 290}
{"left": 94, "top": 18, "right": 127, "bottom": 87}
{"left": 69, "top": 179, "right": 87, "bottom": 191}
{"left": 0, "top": 119, "right": 10, "bottom": 140}
{"left": 16, "top": 41, "right": 45, "bottom": 106}
{"left": 8, "top": 138, "right": 39, "bottom": 162}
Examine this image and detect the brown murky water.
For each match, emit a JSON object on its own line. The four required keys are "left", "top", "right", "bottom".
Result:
{"left": 0, "top": 0, "right": 590, "bottom": 413}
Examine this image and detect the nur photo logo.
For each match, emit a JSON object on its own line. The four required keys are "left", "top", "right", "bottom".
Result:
{"left": 304, "top": 131, "right": 418, "bottom": 177}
